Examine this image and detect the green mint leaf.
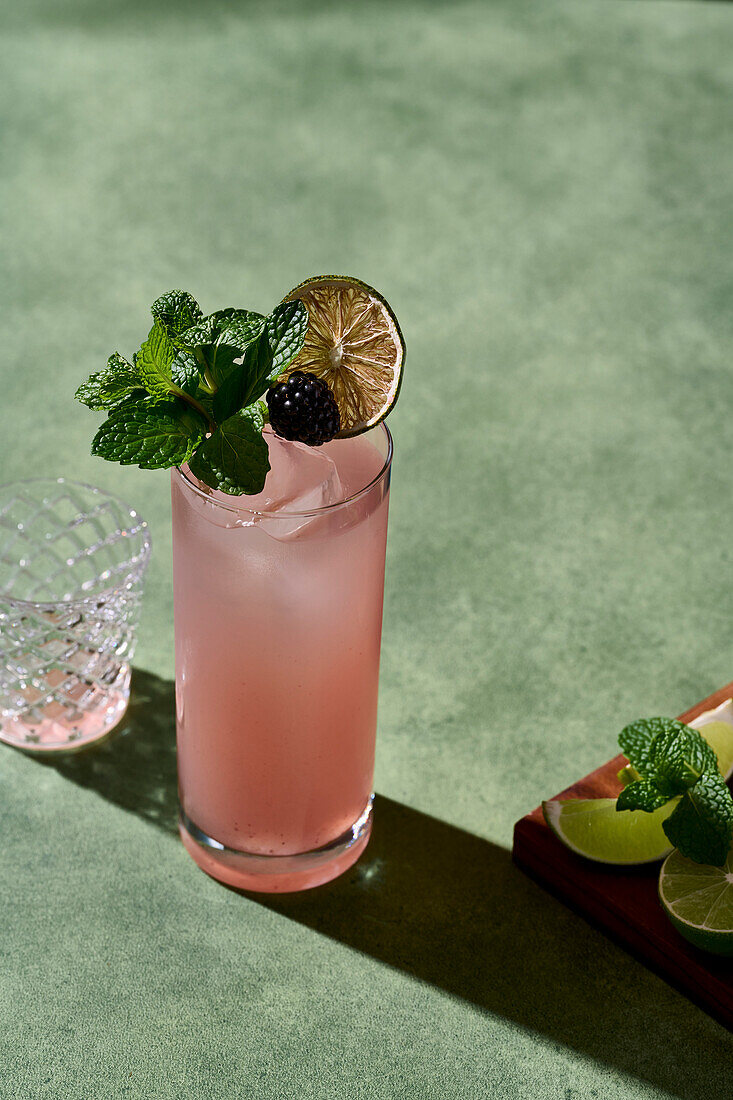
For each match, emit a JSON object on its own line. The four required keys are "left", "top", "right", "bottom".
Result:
{"left": 91, "top": 396, "right": 206, "bottom": 470}
{"left": 151, "top": 290, "right": 203, "bottom": 339}
{"left": 616, "top": 780, "right": 671, "bottom": 814}
{"left": 192, "top": 391, "right": 215, "bottom": 421}
{"left": 265, "top": 300, "right": 308, "bottom": 383}
{"left": 663, "top": 770, "right": 733, "bottom": 866}
{"left": 199, "top": 338, "right": 244, "bottom": 390}
{"left": 137, "top": 319, "right": 176, "bottom": 397}
{"left": 618, "top": 717, "right": 672, "bottom": 777}
{"left": 618, "top": 717, "right": 716, "bottom": 797}
{"left": 75, "top": 353, "right": 142, "bottom": 410}
{"left": 179, "top": 315, "right": 220, "bottom": 348}
{"left": 183, "top": 311, "right": 265, "bottom": 393}
{"left": 212, "top": 330, "right": 273, "bottom": 423}
{"left": 650, "top": 723, "right": 718, "bottom": 795}
{"left": 211, "top": 307, "right": 263, "bottom": 331}
{"left": 171, "top": 349, "right": 201, "bottom": 396}
{"left": 189, "top": 403, "right": 269, "bottom": 495}
{"left": 179, "top": 308, "right": 262, "bottom": 350}
{"left": 219, "top": 311, "right": 265, "bottom": 349}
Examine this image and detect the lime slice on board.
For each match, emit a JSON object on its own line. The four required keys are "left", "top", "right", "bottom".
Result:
{"left": 542, "top": 798, "right": 677, "bottom": 865}
{"left": 281, "top": 276, "right": 405, "bottom": 437}
{"left": 659, "top": 847, "right": 733, "bottom": 955}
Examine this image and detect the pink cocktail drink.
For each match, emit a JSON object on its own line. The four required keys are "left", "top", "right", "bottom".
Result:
{"left": 172, "top": 425, "right": 392, "bottom": 891}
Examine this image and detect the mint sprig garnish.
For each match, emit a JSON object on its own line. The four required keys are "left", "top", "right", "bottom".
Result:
{"left": 616, "top": 717, "right": 733, "bottom": 865}
{"left": 76, "top": 290, "right": 308, "bottom": 494}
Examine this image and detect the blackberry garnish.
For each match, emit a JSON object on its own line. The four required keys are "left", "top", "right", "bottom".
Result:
{"left": 266, "top": 371, "right": 341, "bottom": 446}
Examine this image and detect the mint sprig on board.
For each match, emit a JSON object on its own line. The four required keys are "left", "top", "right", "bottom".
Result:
{"left": 75, "top": 290, "right": 308, "bottom": 495}
{"left": 616, "top": 717, "right": 733, "bottom": 865}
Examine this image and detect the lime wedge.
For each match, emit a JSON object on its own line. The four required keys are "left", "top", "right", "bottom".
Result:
{"left": 543, "top": 798, "right": 677, "bottom": 865}
{"left": 281, "top": 276, "right": 405, "bottom": 437}
{"left": 659, "top": 847, "right": 733, "bottom": 955}
{"left": 689, "top": 716, "right": 733, "bottom": 780}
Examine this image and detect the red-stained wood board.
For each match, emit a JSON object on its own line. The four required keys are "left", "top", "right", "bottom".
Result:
{"left": 512, "top": 681, "right": 733, "bottom": 1030}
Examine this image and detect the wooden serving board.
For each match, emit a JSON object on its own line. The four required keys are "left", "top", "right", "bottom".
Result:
{"left": 512, "top": 682, "right": 733, "bottom": 1030}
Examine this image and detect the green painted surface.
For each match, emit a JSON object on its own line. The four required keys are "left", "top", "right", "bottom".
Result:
{"left": 2, "top": 1, "right": 733, "bottom": 1096}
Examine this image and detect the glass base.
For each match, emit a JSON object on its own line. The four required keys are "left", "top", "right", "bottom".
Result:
{"left": 179, "top": 797, "right": 373, "bottom": 893}
{"left": 0, "top": 684, "right": 130, "bottom": 753}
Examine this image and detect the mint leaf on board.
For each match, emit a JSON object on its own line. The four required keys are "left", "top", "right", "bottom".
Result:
{"left": 151, "top": 290, "right": 203, "bottom": 339}
{"left": 91, "top": 396, "right": 206, "bottom": 470}
{"left": 663, "top": 770, "right": 733, "bottom": 867}
{"left": 650, "top": 723, "right": 718, "bottom": 795}
{"left": 189, "top": 403, "right": 269, "bottom": 495}
{"left": 212, "top": 329, "right": 273, "bottom": 423}
{"left": 618, "top": 717, "right": 672, "bottom": 777}
{"left": 616, "top": 780, "right": 672, "bottom": 814}
{"left": 137, "top": 319, "right": 176, "bottom": 397}
{"left": 265, "top": 300, "right": 308, "bottom": 383}
{"left": 75, "top": 353, "right": 143, "bottom": 410}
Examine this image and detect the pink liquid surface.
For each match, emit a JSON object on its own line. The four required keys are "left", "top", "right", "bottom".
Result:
{"left": 172, "top": 428, "right": 390, "bottom": 888}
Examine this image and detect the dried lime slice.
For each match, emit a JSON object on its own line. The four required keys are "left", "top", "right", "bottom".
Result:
{"left": 281, "top": 276, "right": 405, "bottom": 437}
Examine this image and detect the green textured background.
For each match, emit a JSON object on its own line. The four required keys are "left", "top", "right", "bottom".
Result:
{"left": 2, "top": 1, "right": 733, "bottom": 1096}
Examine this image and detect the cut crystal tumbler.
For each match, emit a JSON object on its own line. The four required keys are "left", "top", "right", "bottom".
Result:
{"left": 0, "top": 478, "right": 150, "bottom": 752}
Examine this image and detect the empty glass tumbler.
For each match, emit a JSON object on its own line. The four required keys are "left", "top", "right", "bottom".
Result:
{"left": 0, "top": 478, "right": 150, "bottom": 752}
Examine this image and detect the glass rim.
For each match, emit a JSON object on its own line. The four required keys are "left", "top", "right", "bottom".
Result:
{"left": 174, "top": 422, "right": 393, "bottom": 519}
{"left": 0, "top": 476, "right": 152, "bottom": 609}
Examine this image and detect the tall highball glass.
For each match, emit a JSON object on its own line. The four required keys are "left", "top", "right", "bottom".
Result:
{"left": 172, "top": 425, "right": 392, "bottom": 892}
